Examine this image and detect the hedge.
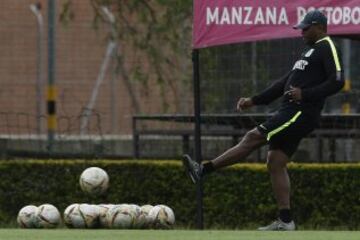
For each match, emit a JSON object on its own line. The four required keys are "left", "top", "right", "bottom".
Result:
{"left": 0, "top": 160, "right": 359, "bottom": 229}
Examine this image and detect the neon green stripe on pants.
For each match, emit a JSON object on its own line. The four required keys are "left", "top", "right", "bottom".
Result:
{"left": 267, "top": 111, "right": 302, "bottom": 141}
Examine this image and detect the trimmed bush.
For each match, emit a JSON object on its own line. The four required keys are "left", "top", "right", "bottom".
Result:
{"left": 0, "top": 160, "right": 359, "bottom": 229}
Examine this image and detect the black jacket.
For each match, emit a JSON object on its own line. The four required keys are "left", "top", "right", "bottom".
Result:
{"left": 252, "top": 36, "right": 345, "bottom": 114}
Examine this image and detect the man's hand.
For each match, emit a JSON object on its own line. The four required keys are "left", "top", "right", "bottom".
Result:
{"left": 284, "top": 85, "right": 302, "bottom": 102}
{"left": 236, "top": 97, "right": 254, "bottom": 111}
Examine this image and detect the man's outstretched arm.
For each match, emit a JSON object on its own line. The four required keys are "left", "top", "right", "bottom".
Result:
{"left": 251, "top": 71, "right": 291, "bottom": 105}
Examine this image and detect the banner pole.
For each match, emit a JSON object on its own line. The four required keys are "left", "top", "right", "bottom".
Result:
{"left": 47, "top": 0, "right": 56, "bottom": 153}
{"left": 192, "top": 49, "right": 204, "bottom": 229}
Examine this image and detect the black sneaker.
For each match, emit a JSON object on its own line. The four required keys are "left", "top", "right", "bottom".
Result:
{"left": 182, "top": 154, "right": 203, "bottom": 184}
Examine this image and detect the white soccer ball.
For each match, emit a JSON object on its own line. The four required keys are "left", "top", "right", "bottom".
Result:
{"left": 148, "top": 204, "right": 175, "bottom": 229}
{"left": 106, "top": 204, "right": 136, "bottom": 229}
{"left": 128, "top": 204, "right": 142, "bottom": 228}
{"left": 17, "top": 205, "right": 38, "bottom": 228}
{"left": 134, "top": 204, "right": 153, "bottom": 229}
{"left": 34, "top": 204, "right": 61, "bottom": 228}
{"left": 97, "top": 204, "right": 114, "bottom": 228}
{"left": 63, "top": 203, "right": 80, "bottom": 228}
{"left": 79, "top": 167, "right": 109, "bottom": 195}
{"left": 64, "top": 203, "right": 99, "bottom": 228}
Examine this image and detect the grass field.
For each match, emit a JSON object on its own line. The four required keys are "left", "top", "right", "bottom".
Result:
{"left": 0, "top": 229, "right": 359, "bottom": 240}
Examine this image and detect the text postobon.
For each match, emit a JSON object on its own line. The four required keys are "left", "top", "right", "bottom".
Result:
{"left": 206, "top": 6, "right": 360, "bottom": 26}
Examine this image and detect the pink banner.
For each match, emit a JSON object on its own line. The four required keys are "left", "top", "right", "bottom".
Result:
{"left": 193, "top": 0, "right": 360, "bottom": 48}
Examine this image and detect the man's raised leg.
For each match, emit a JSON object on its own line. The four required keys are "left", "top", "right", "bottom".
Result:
{"left": 211, "top": 128, "right": 266, "bottom": 169}
{"left": 182, "top": 128, "right": 266, "bottom": 183}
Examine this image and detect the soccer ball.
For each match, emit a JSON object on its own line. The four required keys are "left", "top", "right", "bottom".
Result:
{"left": 17, "top": 205, "right": 38, "bottom": 228}
{"left": 79, "top": 204, "right": 100, "bottom": 228}
{"left": 79, "top": 167, "right": 109, "bottom": 195}
{"left": 148, "top": 204, "right": 175, "bottom": 229}
{"left": 135, "top": 204, "right": 153, "bottom": 229}
{"left": 106, "top": 204, "right": 136, "bottom": 229}
{"left": 64, "top": 203, "right": 99, "bottom": 228}
{"left": 63, "top": 203, "right": 80, "bottom": 228}
{"left": 34, "top": 204, "right": 61, "bottom": 228}
{"left": 97, "top": 204, "right": 114, "bottom": 228}
{"left": 128, "top": 204, "right": 142, "bottom": 228}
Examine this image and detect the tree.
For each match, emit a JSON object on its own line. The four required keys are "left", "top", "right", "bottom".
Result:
{"left": 61, "top": 0, "right": 193, "bottom": 113}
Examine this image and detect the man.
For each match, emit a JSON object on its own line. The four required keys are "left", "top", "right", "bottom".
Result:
{"left": 182, "top": 10, "right": 344, "bottom": 231}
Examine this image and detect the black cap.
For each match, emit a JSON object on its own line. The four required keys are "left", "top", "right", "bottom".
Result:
{"left": 293, "top": 10, "right": 327, "bottom": 30}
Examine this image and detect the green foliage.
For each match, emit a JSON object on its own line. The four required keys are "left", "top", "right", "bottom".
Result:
{"left": 59, "top": 0, "right": 193, "bottom": 112}
{"left": 0, "top": 160, "right": 360, "bottom": 229}
{"left": 87, "top": 0, "right": 193, "bottom": 113}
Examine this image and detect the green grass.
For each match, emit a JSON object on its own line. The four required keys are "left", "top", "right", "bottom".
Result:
{"left": 0, "top": 230, "right": 359, "bottom": 240}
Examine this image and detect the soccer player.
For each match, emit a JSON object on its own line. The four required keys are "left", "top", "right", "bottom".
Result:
{"left": 183, "top": 10, "right": 344, "bottom": 231}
